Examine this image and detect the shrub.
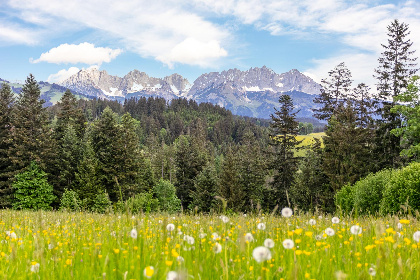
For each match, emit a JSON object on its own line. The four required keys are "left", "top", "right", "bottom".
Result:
{"left": 60, "top": 189, "right": 80, "bottom": 211}
{"left": 335, "top": 183, "right": 355, "bottom": 214}
{"left": 353, "top": 169, "right": 393, "bottom": 214}
{"left": 153, "top": 179, "right": 181, "bottom": 213}
{"left": 12, "top": 162, "right": 55, "bottom": 210}
{"left": 380, "top": 162, "right": 420, "bottom": 215}
{"left": 125, "top": 192, "right": 159, "bottom": 214}
{"left": 91, "top": 191, "right": 112, "bottom": 213}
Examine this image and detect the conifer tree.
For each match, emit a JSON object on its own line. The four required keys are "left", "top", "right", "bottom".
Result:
{"left": 0, "top": 83, "right": 15, "bottom": 206}
{"left": 374, "top": 19, "right": 418, "bottom": 169}
{"left": 192, "top": 164, "right": 219, "bottom": 212}
{"left": 219, "top": 147, "right": 244, "bottom": 211}
{"left": 269, "top": 94, "right": 302, "bottom": 207}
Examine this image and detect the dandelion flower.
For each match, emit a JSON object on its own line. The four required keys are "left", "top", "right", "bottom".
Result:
{"left": 332, "top": 217, "right": 340, "bottom": 224}
{"left": 187, "top": 236, "right": 195, "bottom": 245}
{"left": 130, "top": 228, "right": 138, "bottom": 239}
{"left": 350, "top": 225, "right": 362, "bottom": 235}
{"left": 245, "top": 233, "right": 254, "bottom": 242}
{"left": 252, "top": 246, "right": 272, "bottom": 263}
{"left": 167, "top": 271, "right": 179, "bottom": 280}
{"left": 144, "top": 266, "right": 154, "bottom": 278}
{"left": 257, "top": 223, "right": 266, "bottom": 230}
{"left": 199, "top": 233, "right": 207, "bottom": 239}
{"left": 325, "top": 228, "right": 335, "bottom": 236}
{"left": 369, "top": 267, "right": 376, "bottom": 276}
{"left": 282, "top": 239, "right": 294, "bottom": 249}
{"left": 281, "top": 207, "right": 293, "bottom": 218}
{"left": 30, "top": 262, "right": 40, "bottom": 273}
{"left": 213, "top": 242, "right": 222, "bottom": 253}
{"left": 212, "top": 233, "right": 219, "bottom": 240}
{"left": 264, "top": 238, "right": 275, "bottom": 248}
{"left": 413, "top": 231, "right": 420, "bottom": 243}
{"left": 220, "top": 215, "right": 229, "bottom": 223}
{"left": 176, "top": 256, "right": 184, "bottom": 263}
{"left": 308, "top": 219, "right": 316, "bottom": 226}
{"left": 167, "top": 224, "right": 175, "bottom": 231}
{"left": 48, "top": 243, "right": 54, "bottom": 250}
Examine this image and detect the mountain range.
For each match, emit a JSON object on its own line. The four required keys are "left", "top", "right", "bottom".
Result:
{"left": 1, "top": 66, "right": 322, "bottom": 119}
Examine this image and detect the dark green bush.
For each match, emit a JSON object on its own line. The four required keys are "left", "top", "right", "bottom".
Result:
{"left": 60, "top": 189, "right": 80, "bottom": 211}
{"left": 335, "top": 183, "right": 355, "bottom": 213}
{"left": 91, "top": 191, "right": 112, "bottom": 213}
{"left": 125, "top": 192, "right": 159, "bottom": 214}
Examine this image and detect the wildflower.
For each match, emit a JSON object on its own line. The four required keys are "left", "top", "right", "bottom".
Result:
{"left": 114, "top": 249, "right": 120, "bottom": 254}
{"left": 252, "top": 246, "right": 272, "bottom": 263}
{"left": 245, "top": 233, "right": 254, "bottom": 242}
{"left": 369, "top": 267, "right": 376, "bottom": 276}
{"left": 48, "top": 243, "right": 54, "bottom": 250}
{"left": 213, "top": 243, "right": 222, "bottom": 253}
{"left": 281, "top": 207, "right": 293, "bottom": 218}
{"left": 212, "top": 233, "right": 219, "bottom": 240}
{"left": 144, "top": 266, "right": 154, "bottom": 278}
{"left": 66, "top": 259, "right": 72, "bottom": 265}
{"left": 282, "top": 239, "right": 294, "bottom": 249}
{"left": 308, "top": 219, "right": 316, "bottom": 226}
{"left": 199, "top": 233, "right": 207, "bottom": 239}
{"left": 264, "top": 238, "right": 275, "bottom": 248}
{"left": 332, "top": 217, "right": 340, "bottom": 224}
{"left": 220, "top": 215, "right": 229, "bottom": 223}
{"left": 325, "top": 228, "right": 335, "bottom": 236}
{"left": 167, "top": 271, "right": 179, "bottom": 280}
{"left": 176, "top": 256, "right": 184, "bottom": 263}
{"left": 130, "top": 228, "right": 138, "bottom": 239}
{"left": 413, "top": 231, "right": 420, "bottom": 243}
{"left": 187, "top": 236, "right": 195, "bottom": 245}
{"left": 165, "top": 260, "right": 173, "bottom": 266}
{"left": 399, "top": 219, "right": 410, "bottom": 225}
{"left": 30, "top": 262, "right": 40, "bottom": 273}
{"left": 167, "top": 224, "right": 175, "bottom": 231}
{"left": 350, "top": 225, "right": 362, "bottom": 235}
{"left": 257, "top": 223, "right": 266, "bottom": 230}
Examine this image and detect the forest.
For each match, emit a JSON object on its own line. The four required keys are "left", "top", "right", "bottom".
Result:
{"left": 0, "top": 19, "right": 418, "bottom": 216}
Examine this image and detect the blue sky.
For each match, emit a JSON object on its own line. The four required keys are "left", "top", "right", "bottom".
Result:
{"left": 0, "top": 0, "right": 419, "bottom": 87}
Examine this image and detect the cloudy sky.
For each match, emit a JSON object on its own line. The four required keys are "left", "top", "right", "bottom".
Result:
{"left": 0, "top": 0, "right": 419, "bottom": 86}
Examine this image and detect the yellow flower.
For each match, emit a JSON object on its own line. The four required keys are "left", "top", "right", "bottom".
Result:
{"left": 399, "top": 219, "right": 410, "bottom": 224}
{"left": 295, "top": 250, "right": 302, "bottom": 256}
{"left": 357, "top": 263, "right": 362, "bottom": 268}
{"left": 171, "top": 249, "right": 179, "bottom": 258}
{"left": 386, "top": 228, "right": 395, "bottom": 234}
{"left": 295, "top": 239, "right": 301, "bottom": 244}
{"left": 166, "top": 260, "right": 173, "bottom": 266}
{"left": 144, "top": 266, "right": 154, "bottom": 278}
{"left": 305, "top": 231, "right": 313, "bottom": 237}
{"left": 114, "top": 249, "right": 120, "bottom": 254}
{"left": 305, "top": 272, "right": 310, "bottom": 278}
{"left": 294, "top": 228, "right": 303, "bottom": 235}
{"left": 98, "top": 255, "right": 102, "bottom": 259}
{"left": 249, "top": 266, "right": 254, "bottom": 271}
{"left": 65, "top": 259, "right": 72, "bottom": 265}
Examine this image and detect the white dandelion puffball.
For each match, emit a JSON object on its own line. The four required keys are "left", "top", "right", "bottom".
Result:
{"left": 245, "top": 233, "right": 254, "bottom": 242}
{"left": 252, "top": 246, "right": 272, "bottom": 263}
{"left": 282, "top": 239, "right": 294, "bottom": 249}
{"left": 213, "top": 242, "right": 222, "bottom": 253}
{"left": 199, "top": 233, "right": 207, "bottom": 239}
{"left": 325, "top": 228, "right": 335, "bottom": 236}
{"left": 369, "top": 267, "right": 376, "bottom": 276}
{"left": 48, "top": 243, "right": 54, "bottom": 250}
{"left": 187, "top": 236, "right": 195, "bottom": 245}
{"left": 130, "top": 228, "right": 138, "bottom": 239}
{"left": 309, "top": 219, "right": 316, "bottom": 226}
{"left": 212, "top": 232, "right": 219, "bottom": 240}
{"left": 220, "top": 215, "right": 229, "bottom": 223}
{"left": 413, "top": 231, "right": 420, "bottom": 242}
{"left": 264, "top": 238, "right": 275, "bottom": 248}
{"left": 350, "top": 225, "right": 362, "bottom": 235}
{"left": 167, "top": 271, "right": 179, "bottom": 280}
{"left": 176, "top": 256, "right": 184, "bottom": 263}
{"left": 281, "top": 207, "right": 293, "bottom": 218}
{"left": 397, "top": 223, "right": 403, "bottom": 229}
{"left": 332, "top": 217, "right": 340, "bottom": 224}
{"left": 30, "top": 262, "right": 40, "bottom": 273}
{"left": 257, "top": 223, "right": 266, "bottom": 230}
{"left": 166, "top": 223, "right": 175, "bottom": 231}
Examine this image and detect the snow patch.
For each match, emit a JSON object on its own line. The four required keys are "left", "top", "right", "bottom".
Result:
{"left": 276, "top": 83, "right": 284, "bottom": 88}
{"left": 131, "top": 83, "right": 144, "bottom": 91}
{"left": 171, "top": 85, "right": 179, "bottom": 93}
{"left": 243, "top": 86, "right": 261, "bottom": 91}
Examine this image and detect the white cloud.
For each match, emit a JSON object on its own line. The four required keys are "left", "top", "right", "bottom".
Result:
{"left": 47, "top": 67, "right": 80, "bottom": 83}
{"left": 0, "top": 23, "right": 38, "bottom": 44}
{"left": 31, "top": 43, "right": 122, "bottom": 65}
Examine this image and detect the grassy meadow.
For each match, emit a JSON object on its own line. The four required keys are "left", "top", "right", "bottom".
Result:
{"left": 1, "top": 210, "right": 420, "bottom": 279}
{"left": 295, "top": 133, "right": 325, "bottom": 156}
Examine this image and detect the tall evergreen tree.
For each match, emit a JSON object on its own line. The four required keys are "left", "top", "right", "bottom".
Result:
{"left": 269, "top": 94, "right": 302, "bottom": 207}
{"left": 219, "top": 147, "right": 244, "bottom": 211}
{"left": 0, "top": 83, "right": 15, "bottom": 207}
{"left": 374, "top": 19, "right": 418, "bottom": 169}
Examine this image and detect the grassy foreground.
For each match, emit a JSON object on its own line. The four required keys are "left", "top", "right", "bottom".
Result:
{"left": 1, "top": 210, "right": 420, "bottom": 279}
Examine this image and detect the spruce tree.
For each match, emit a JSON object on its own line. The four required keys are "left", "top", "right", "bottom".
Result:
{"left": 374, "top": 19, "right": 418, "bottom": 169}
{"left": 269, "top": 94, "right": 302, "bottom": 207}
{"left": 0, "top": 83, "right": 15, "bottom": 207}
{"left": 192, "top": 164, "right": 219, "bottom": 212}
{"left": 219, "top": 147, "right": 244, "bottom": 211}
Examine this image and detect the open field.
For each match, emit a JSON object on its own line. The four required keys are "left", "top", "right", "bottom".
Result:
{"left": 295, "top": 133, "right": 325, "bottom": 156}
{"left": 1, "top": 210, "right": 420, "bottom": 279}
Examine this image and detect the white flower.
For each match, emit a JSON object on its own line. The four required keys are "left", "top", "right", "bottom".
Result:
{"left": 282, "top": 239, "right": 294, "bottom": 249}
{"left": 252, "top": 246, "right": 272, "bottom": 263}
{"left": 176, "top": 256, "right": 184, "bottom": 263}
{"left": 243, "top": 213, "right": 247, "bottom": 217}
{"left": 397, "top": 223, "right": 403, "bottom": 229}
{"left": 332, "top": 217, "right": 340, "bottom": 224}
{"left": 48, "top": 243, "right": 54, "bottom": 250}
{"left": 350, "top": 225, "right": 362, "bottom": 235}
{"left": 318, "top": 215, "right": 323, "bottom": 220}
{"left": 30, "top": 262, "right": 40, "bottom": 273}
{"left": 212, "top": 233, "right": 219, "bottom": 240}
{"left": 245, "top": 233, "right": 254, "bottom": 242}
{"left": 213, "top": 242, "right": 222, "bottom": 253}
{"left": 166, "top": 223, "right": 175, "bottom": 231}
{"left": 167, "top": 271, "right": 179, "bottom": 280}
{"left": 130, "top": 228, "right": 138, "bottom": 239}
{"left": 369, "top": 267, "right": 376, "bottom": 276}
{"left": 325, "top": 228, "right": 335, "bottom": 236}
{"left": 281, "top": 207, "right": 293, "bottom": 218}
{"left": 413, "top": 231, "right": 420, "bottom": 242}
{"left": 187, "top": 236, "right": 195, "bottom": 245}
{"left": 257, "top": 223, "right": 266, "bottom": 230}
{"left": 220, "top": 215, "right": 229, "bottom": 223}
{"left": 131, "top": 215, "right": 136, "bottom": 220}
{"left": 199, "top": 233, "right": 207, "bottom": 239}
{"left": 308, "top": 219, "right": 316, "bottom": 226}
{"left": 264, "top": 238, "right": 275, "bottom": 248}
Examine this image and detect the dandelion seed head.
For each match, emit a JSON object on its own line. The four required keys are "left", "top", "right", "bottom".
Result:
{"left": 257, "top": 223, "right": 266, "bottom": 230}
{"left": 369, "top": 267, "right": 376, "bottom": 276}
{"left": 325, "top": 228, "right": 335, "bottom": 236}
{"left": 350, "top": 225, "right": 362, "bottom": 235}
{"left": 281, "top": 207, "right": 293, "bottom": 218}
{"left": 332, "top": 217, "right": 340, "bottom": 224}
{"left": 264, "top": 238, "right": 275, "bottom": 248}
{"left": 282, "top": 239, "right": 294, "bottom": 249}
{"left": 167, "top": 271, "right": 179, "bottom": 280}
{"left": 309, "top": 219, "right": 316, "bottom": 226}
{"left": 166, "top": 223, "right": 175, "bottom": 231}
{"left": 252, "top": 246, "right": 272, "bottom": 263}
{"left": 413, "top": 231, "right": 420, "bottom": 242}
{"left": 220, "top": 215, "right": 229, "bottom": 223}
{"left": 245, "top": 233, "right": 254, "bottom": 242}
{"left": 30, "top": 262, "right": 40, "bottom": 273}
{"left": 213, "top": 242, "right": 222, "bottom": 253}
{"left": 130, "top": 228, "right": 138, "bottom": 239}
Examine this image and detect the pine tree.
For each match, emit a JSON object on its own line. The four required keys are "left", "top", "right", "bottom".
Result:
{"left": 0, "top": 83, "right": 15, "bottom": 207}
{"left": 219, "top": 147, "right": 244, "bottom": 211}
{"left": 192, "top": 164, "right": 219, "bottom": 212}
{"left": 374, "top": 19, "right": 418, "bottom": 169}
{"left": 313, "top": 62, "right": 353, "bottom": 121}
{"left": 55, "top": 89, "right": 86, "bottom": 139}
{"left": 269, "top": 94, "right": 302, "bottom": 207}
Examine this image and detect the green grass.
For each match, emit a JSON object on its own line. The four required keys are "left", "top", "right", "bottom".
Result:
{"left": 1, "top": 210, "right": 419, "bottom": 279}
